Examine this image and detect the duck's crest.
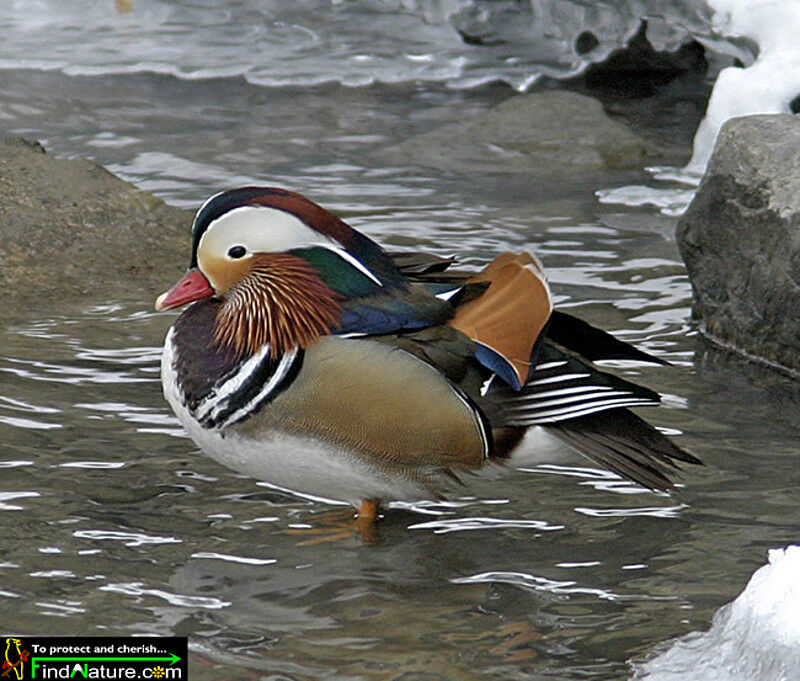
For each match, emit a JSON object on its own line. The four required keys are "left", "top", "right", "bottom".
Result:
{"left": 190, "top": 187, "right": 405, "bottom": 287}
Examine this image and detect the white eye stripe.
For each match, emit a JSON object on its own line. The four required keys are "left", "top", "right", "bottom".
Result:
{"left": 195, "top": 205, "right": 384, "bottom": 286}
{"left": 311, "top": 243, "right": 383, "bottom": 287}
{"left": 198, "top": 206, "right": 338, "bottom": 257}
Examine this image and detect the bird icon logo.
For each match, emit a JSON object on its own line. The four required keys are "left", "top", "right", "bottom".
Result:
{"left": 2, "top": 638, "right": 29, "bottom": 680}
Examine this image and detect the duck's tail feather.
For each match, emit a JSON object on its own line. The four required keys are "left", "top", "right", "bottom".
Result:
{"left": 547, "top": 310, "right": 670, "bottom": 366}
{"left": 544, "top": 408, "right": 701, "bottom": 491}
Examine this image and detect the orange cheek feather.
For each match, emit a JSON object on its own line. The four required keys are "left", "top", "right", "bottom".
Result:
{"left": 199, "top": 252, "right": 255, "bottom": 295}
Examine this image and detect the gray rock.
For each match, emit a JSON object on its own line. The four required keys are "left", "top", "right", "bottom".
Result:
{"left": 381, "top": 90, "right": 649, "bottom": 173}
{"left": 676, "top": 115, "right": 800, "bottom": 376}
{"left": 0, "top": 137, "right": 191, "bottom": 307}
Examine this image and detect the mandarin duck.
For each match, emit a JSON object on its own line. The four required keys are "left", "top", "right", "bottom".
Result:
{"left": 156, "top": 187, "right": 699, "bottom": 531}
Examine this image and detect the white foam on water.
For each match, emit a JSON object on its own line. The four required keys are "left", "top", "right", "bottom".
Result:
{"left": 633, "top": 545, "right": 800, "bottom": 681}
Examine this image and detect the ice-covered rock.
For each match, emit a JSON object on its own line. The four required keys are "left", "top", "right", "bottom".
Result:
{"left": 5, "top": 0, "right": 703, "bottom": 90}
{"left": 676, "top": 114, "right": 800, "bottom": 375}
{"left": 595, "top": 0, "right": 800, "bottom": 214}
{"left": 634, "top": 545, "right": 800, "bottom": 681}
{"left": 686, "top": 0, "right": 800, "bottom": 174}
{"left": 0, "top": 1, "right": 747, "bottom": 91}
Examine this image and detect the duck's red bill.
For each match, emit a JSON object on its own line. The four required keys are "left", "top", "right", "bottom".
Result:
{"left": 155, "top": 268, "right": 214, "bottom": 311}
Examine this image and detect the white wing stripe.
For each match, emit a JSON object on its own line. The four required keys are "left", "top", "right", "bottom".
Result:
{"left": 534, "top": 360, "right": 568, "bottom": 371}
{"left": 435, "top": 286, "right": 463, "bottom": 301}
{"left": 506, "top": 397, "right": 654, "bottom": 425}
{"left": 314, "top": 243, "right": 383, "bottom": 286}
{"left": 504, "top": 390, "right": 634, "bottom": 412}
{"left": 218, "top": 348, "right": 299, "bottom": 429}
{"left": 528, "top": 372, "right": 591, "bottom": 386}
{"left": 496, "top": 385, "right": 615, "bottom": 403}
{"left": 194, "top": 343, "right": 272, "bottom": 421}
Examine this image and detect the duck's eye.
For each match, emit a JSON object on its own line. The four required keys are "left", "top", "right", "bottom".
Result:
{"left": 227, "top": 245, "right": 247, "bottom": 259}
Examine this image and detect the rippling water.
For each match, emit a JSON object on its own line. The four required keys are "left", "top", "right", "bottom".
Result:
{"left": 1, "top": 6, "right": 799, "bottom": 678}
{"left": 3, "top": 150, "right": 798, "bottom": 677}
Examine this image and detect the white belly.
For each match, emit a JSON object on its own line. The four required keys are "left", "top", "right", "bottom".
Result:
{"left": 178, "top": 404, "right": 434, "bottom": 505}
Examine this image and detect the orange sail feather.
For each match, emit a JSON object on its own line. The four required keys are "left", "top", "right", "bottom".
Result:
{"left": 448, "top": 252, "right": 553, "bottom": 388}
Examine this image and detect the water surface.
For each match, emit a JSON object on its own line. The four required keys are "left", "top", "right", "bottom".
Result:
{"left": 1, "top": 59, "right": 798, "bottom": 681}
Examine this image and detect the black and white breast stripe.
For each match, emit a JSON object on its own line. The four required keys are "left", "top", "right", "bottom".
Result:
{"left": 494, "top": 347, "right": 661, "bottom": 427}
{"left": 190, "top": 344, "right": 303, "bottom": 430}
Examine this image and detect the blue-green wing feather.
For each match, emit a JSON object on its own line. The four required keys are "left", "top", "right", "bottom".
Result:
{"left": 290, "top": 246, "right": 455, "bottom": 336}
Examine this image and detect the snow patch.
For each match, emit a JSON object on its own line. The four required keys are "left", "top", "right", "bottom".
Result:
{"left": 633, "top": 545, "right": 800, "bottom": 681}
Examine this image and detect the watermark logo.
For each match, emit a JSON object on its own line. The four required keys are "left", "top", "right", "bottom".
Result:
{"left": 3, "top": 638, "right": 31, "bottom": 680}
{"left": 1, "top": 637, "right": 186, "bottom": 680}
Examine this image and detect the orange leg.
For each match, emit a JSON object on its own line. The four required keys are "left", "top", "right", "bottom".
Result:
{"left": 355, "top": 498, "right": 381, "bottom": 543}
{"left": 284, "top": 499, "right": 381, "bottom": 545}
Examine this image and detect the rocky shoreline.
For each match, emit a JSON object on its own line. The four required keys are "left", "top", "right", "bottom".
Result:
{"left": 1, "top": 88, "right": 654, "bottom": 305}
{"left": 0, "top": 137, "right": 189, "bottom": 305}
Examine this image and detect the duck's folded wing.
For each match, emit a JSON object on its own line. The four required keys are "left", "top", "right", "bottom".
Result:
{"left": 489, "top": 344, "right": 662, "bottom": 426}
{"left": 390, "top": 250, "right": 699, "bottom": 490}
{"left": 336, "top": 283, "right": 455, "bottom": 336}
{"left": 448, "top": 252, "right": 553, "bottom": 391}
{"left": 389, "top": 252, "right": 464, "bottom": 279}
{"left": 484, "top": 344, "right": 699, "bottom": 490}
